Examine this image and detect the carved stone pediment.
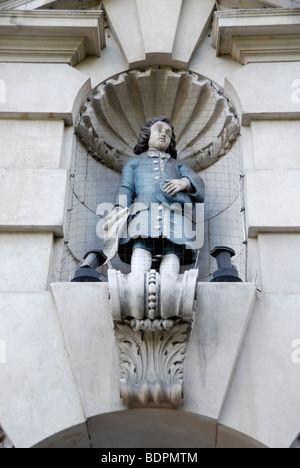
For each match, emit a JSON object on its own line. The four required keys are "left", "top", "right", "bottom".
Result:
{"left": 108, "top": 269, "right": 198, "bottom": 409}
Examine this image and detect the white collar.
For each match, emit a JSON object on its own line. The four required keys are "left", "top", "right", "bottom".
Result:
{"left": 147, "top": 149, "right": 170, "bottom": 159}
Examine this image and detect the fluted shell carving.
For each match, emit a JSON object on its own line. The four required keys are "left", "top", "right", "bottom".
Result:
{"left": 76, "top": 68, "right": 240, "bottom": 172}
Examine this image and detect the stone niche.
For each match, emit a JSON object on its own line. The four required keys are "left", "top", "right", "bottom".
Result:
{"left": 62, "top": 68, "right": 246, "bottom": 283}
{"left": 59, "top": 68, "right": 247, "bottom": 413}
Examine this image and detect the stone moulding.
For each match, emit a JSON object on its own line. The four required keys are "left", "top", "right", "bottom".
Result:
{"left": 76, "top": 68, "right": 240, "bottom": 174}
{"left": 0, "top": 10, "right": 106, "bottom": 65}
{"left": 212, "top": 8, "right": 300, "bottom": 64}
{"left": 108, "top": 269, "right": 198, "bottom": 409}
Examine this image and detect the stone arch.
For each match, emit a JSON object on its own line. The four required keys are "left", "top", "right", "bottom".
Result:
{"left": 33, "top": 409, "right": 266, "bottom": 448}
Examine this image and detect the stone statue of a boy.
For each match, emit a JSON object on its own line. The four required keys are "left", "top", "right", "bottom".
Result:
{"left": 108, "top": 116, "right": 205, "bottom": 274}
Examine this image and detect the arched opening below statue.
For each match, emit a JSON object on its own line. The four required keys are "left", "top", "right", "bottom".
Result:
{"left": 33, "top": 409, "right": 266, "bottom": 449}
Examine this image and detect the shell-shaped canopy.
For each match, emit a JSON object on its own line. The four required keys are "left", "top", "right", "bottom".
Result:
{"left": 76, "top": 68, "right": 240, "bottom": 173}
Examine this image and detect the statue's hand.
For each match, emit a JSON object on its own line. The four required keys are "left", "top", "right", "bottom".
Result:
{"left": 103, "top": 206, "right": 123, "bottom": 232}
{"left": 164, "top": 178, "right": 191, "bottom": 195}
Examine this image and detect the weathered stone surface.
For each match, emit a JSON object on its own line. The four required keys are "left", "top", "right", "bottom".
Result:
{"left": 259, "top": 233, "right": 300, "bottom": 294}
{"left": 103, "top": 0, "right": 145, "bottom": 66}
{"left": 0, "top": 292, "right": 85, "bottom": 448}
{"left": 183, "top": 283, "right": 257, "bottom": 420}
{"left": 251, "top": 120, "right": 300, "bottom": 170}
{"left": 0, "top": 120, "right": 64, "bottom": 169}
{"left": 87, "top": 409, "right": 217, "bottom": 449}
{"left": 0, "top": 168, "right": 68, "bottom": 236}
{"left": 0, "top": 233, "right": 53, "bottom": 292}
{"left": 103, "top": 0, "right": 216, "bottom": 68}
{"left": 2, "top": 282, "right": 298, "bottom": 448}
{"left": 76, "top": 32, "right": 128, "bottom": 90}
{"left": 225, "top": 62, "right": 300, "bottom": 125}
{"left": 0, "top": 426, "right": 13, "bottom": 448}
{"left": 136, "top": 0, "right": 183, "bottom": 58}
{"left": 172, "top": 0, "right": 215, "bottom": 66}
{"left": 219, "top": 292, "right": 300, "bottom": 448}
{"left": 51, "top": 283, "right": 125, "bottom": 418}
{"left": 0, "top": 63, "right": 91, "bottom": 124}
{"left": 216, "top": 425, "right": 266, "bottom": 449}
{"left": 245, "top": 169, "right": 300, "bottom": 236}
{"left": 0, "top": 0, "right": 299, "bottom": 450}
{"left": 190, "top": 33, "right": 242, "bottom": 89}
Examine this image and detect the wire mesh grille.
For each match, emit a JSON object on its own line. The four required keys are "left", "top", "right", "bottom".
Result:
{"left": 58, "top": 69, "right": 247, "bottom": 282}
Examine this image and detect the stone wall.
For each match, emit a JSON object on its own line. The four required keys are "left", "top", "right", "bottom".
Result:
{"left": 0, "top": 0, "right": 300, "bottom": 448}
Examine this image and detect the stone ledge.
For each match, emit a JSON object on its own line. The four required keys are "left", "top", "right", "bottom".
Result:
{"left": 51, "top": 282, "right": 256, "bottom": 421}
{"left": 225, "top": 62, "right": 300, "bottom": 126}
{"left": 0, "top": 10, "right": 105, "bottom": 65}
{"left": 0, "top": 63, "right": 91, "bottom": 125}
{"left": 213, "top": 8, "right": 300, "bottom": 64}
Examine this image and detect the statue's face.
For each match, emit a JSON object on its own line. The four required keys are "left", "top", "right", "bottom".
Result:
{"left": 148, "top": 121, "right": 172, "bottom": 152}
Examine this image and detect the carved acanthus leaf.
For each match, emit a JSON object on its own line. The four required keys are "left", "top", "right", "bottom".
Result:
{"left": 109, "top": 269, "right": 198, "bottom": 408}
{"left": 115, "top": 320, "right": 190, "bottom": 408}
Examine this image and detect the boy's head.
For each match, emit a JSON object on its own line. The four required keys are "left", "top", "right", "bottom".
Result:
{"left": 134, "top": 116, "right": 177, "bottom": 159}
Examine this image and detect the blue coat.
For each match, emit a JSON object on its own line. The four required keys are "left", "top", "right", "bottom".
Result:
{"left": 115, "top": 151, "right": 205, "bottom": 264}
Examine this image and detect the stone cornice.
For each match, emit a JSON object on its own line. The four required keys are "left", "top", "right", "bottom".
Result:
{"left": 0, "top": 0, "right": 101, "bottom": 9}
{"left": 0, "top": 10, "right": 105, "bottom": 65}
{"left": 213, "top": 8, "right": 300, "bottom": 63}
{"left": 0, "top": 0, "right": 61, "bottom": 9}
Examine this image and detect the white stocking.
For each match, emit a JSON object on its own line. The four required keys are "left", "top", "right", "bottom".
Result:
{"left": 131, "top": 248, "right": 152, "bottom": 273}
{"left": 159, "top": 254, "right": 180, "bottom": 275}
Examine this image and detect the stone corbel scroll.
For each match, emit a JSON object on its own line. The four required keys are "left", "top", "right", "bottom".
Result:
{"left": 108, "top": 269, "right": 198, "bottom": 409}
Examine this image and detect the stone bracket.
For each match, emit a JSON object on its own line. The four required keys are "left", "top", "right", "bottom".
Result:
{"left": 115, "top": 319, "right": 190, "bottom": 408}
{"left": 108, "top": 268, "right": 198, "bottom": 321}
{"left": 108, "top": 269, "right": 198, "bottom": 409}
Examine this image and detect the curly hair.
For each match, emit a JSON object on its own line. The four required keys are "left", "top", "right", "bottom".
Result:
{"left": 134, "top": 116, "right": 177, "bottom": 159}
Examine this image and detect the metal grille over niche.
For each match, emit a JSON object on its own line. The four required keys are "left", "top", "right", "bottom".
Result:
{"left": 56, "top": 68, "right": 247, "bottom": 283}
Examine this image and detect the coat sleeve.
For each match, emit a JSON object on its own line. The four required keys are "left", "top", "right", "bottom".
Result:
{"left": 115, "top": 158, "right": 137, "bottom": 208}
{"left": 178, "top": 163, "right": 205, "bottom": 203}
